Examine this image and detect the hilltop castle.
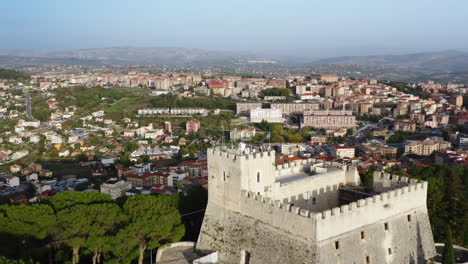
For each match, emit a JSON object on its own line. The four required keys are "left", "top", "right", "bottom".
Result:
{"left": 196, "top": 146, "right": 436, "bottom": 263}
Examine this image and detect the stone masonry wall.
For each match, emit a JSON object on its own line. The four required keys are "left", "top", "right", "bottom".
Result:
{"left": 197, "top": 202, "right": 316, "bottom": 264}
{"left": 316, "top": 206, "right": 435, "bottom": 264}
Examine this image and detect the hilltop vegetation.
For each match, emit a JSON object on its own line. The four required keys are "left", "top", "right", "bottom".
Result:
{"left": 408, "top": 164, "right": 468, "bottom": 247}
{"left": 150, "top": 94, "right": 237, "bottom": 110}
{"left": 0, "top": 68, "right": 30, "bottom": 81}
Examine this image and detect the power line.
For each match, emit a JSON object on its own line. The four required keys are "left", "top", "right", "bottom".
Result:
{"left": 180, "top": 208, "right": 206, "bottom": 217}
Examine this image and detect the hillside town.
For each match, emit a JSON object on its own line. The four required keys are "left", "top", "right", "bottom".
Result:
{"left": 1, "top": 70, "right": 467, "bottom": 204}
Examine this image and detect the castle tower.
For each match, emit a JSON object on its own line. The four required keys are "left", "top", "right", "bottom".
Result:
{"left": 197, "top": 147, "right": 436, "bottom": 264}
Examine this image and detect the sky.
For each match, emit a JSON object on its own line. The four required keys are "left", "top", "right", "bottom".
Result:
{"left": 1, "top": 0, "right": 468, "bottom": 56}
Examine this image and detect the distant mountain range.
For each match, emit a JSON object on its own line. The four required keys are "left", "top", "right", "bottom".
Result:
{"left": 0, "top": 47, "right": 261, "bottom": 66}
{"left": 307, "top": 50, "right": 468, "bottom": 73}
{"left": 1, "top": 47, "right": 468, "bottom": 82}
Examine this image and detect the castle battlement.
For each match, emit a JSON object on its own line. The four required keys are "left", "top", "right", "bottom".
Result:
{"left": 209, "top": 147, "right": 275, "bottom": 162}
{"left": 314, "top": 179, "right": 426, "bottom": 221}
{"left": 241, "top": 190, "right": 315, "bottom": 220}
{"left": 374, "top": 171, "right": 419, "bottom": 184}
{"left": 275, "top": 158, "right": 312, "bottom": 170}
{"left": 283, "top": 183, "right": 342, "bottom": 204}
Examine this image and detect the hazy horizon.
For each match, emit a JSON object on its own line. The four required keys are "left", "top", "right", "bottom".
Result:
{"left": 2, "top": 0, "right": 468, "bottom": 58}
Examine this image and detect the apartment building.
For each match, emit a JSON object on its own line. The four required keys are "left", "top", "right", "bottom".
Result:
{"left": 404, "top": 140, "right": 451, "bottom": 156}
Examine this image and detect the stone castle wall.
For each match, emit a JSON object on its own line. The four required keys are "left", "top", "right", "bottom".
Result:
{"left": 316, "top": 206, "right": 435, "bottom": 264}
{"left": 197, "top": 191, "right": 317, "bottom": 264}
{"left": 198, "top": 148, "right": 436, "bottom": 263}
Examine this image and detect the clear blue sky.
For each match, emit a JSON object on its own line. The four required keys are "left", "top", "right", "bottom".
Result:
{"left": 1, "top": 0, "right": 468, "bottom": 56}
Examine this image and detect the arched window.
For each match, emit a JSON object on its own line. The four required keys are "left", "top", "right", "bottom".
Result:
{"left": 223, "top": 171, "right": 226, "bottom": 182}
{"left": 257, "top": 172, "right": 260, "bottom": 183}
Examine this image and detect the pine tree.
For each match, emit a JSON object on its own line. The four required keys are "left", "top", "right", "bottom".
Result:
{"left": 442, "top": 225, "right": 455, "bottom": 264}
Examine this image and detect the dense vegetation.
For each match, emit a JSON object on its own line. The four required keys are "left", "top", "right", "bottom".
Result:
{"left": 387, "top": 131, "right": 427, "bottom": 143}
{"left": 255, "top": 121, "right": 307, "bottom": 143}
{"left": 260, "top": 88, "right": 291, "bottom": 97}
{"left": 379, "top": 80, "right": 430, "bottom": 99}
{"left": 408, "top": 164, "right": 467, "bottom": 247}
{"left": 357, "top": 114, "right": 383, "bottom": 123}
{"left": 55, "top": 86, "right": 127, "bottom": 109}
{"left": 0, "top": 191, "right": 189, "bottom": 264}
{"left": 0, "top": 69, "right": 30, "bottom": 82}
{"left": 150, "top": 94, "right": 237, "bottom": 110}
{"left": 31, "top": 94, "right": 51, "bottom": 121}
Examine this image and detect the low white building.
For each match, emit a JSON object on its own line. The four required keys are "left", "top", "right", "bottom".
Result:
{"left": 18, "top": 120, "right": 40, "bottom": 128}
{"left": 9, "top": 136, "right": 23, "bottom": 144}
{"left": 14, "top": 126, "right": 25, "bottom": 133}
{"left": 230, "top": 128, "right": 256, "bottom": 141}
{"left": 144, "top": 129, "right": 165, "bottom": 139}
{"left": 58, "top": 149, "right": 70, "bottom": 157}
{"left": 92, "top": 110, "right": 104, "bottom": 117}
{"left": 27, "top": 173, "right": 39, "bottom": 181}
{"left": 29, "top": 135, "right": 40, "bottom": 143}
{"left": 331, "top": 146, "right": 355, "bottom": 158}
{"left": 50, "top": 135, "right": 64, "bottom": 144}
{"left": 250, "top": 108, "right": 283, "bottom": 123}
{"left": 68, "top": 135, "right": 79, "bottom": 143}
{"left": 37, "top": 183, "right": 52, "bottom": 193}
{"left": 100, "top": 179, "right": 132, "bottom": 199}
{"left": 123, "top": 130, "right": 135, "bottom": 138}
{"left": 11, "top": 150, "right": 29, "bottom": 160}
{"left": 7, "top": 176, "right": 20, "bottom": 187}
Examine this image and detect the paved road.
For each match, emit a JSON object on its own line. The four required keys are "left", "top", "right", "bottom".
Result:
{"left": 25, "top": 91, "right": 34, "bottom": 120}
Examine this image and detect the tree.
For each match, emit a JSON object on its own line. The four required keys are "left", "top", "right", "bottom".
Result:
{"left": 45, "top": 191, "right": 112, "bottom": 211}
{"left": 442, "top": 225, "right": 455, "bottom": 264}
{"left": 120, "top": 195, "right": 185, "bottom": 264}
{"left": 0, "top": 204, "right": 55, "bottom": 240}
{"left": 0, "top": 68, "right": 30, "bottom": 81}
{"left": 84, "top": 203, "right": 127, "bottom": 264}
{"left": 52, "top": 202, "right": 124, "bottom": 264}
{"left": 32, "top": 109, "right": 51, "bottom": 122}
{"left": 360, "top": 165, "right": 377, "bottom": 189}
{"left": 0, "top": 204, "right": 56, "bottom": 261}
{"left": 54, "top": 204, "right": 91, "bottom": 264}
{"left": 0, "top": 256, "right": 28, "bottom": 264}
{"left": 410, "top": 164, "right": 467, "bottom": 246}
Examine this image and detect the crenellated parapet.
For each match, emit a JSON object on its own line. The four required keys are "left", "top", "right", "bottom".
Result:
{"left": 208, "top": 147, "right": 275, "bottom": 163}
{"left": 313, "top": 177, "right": 428, "bottom": 241}
{"left": 317, "top": 182, "right": 426, "bottom": 219}
{"left": 373, "top": 171, "right": 418, "bottom": 184}
{"left": 240, "top": 189, "right": 316, "bottom": 220}
{"left": 275, "top": 158, "right": 314, "bottom": 170}
{"left": 372, "top": 171, "right": 417, "bottom": 192}
{"left": 282, "top": 183, "right": 342, "bottom": 204}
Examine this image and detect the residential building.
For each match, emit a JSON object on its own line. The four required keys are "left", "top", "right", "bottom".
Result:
{"left": 250, "top": 108, "right": 283, "bottom": 123}
{"left": 357, "top": 143, "right": 398, "bottom": 158}
{"left": 100, "top": 179, "right": 132, "bottom": 199}
{"left": 236, "top": 103, "right": 262, "bottom": 115}
{"left": 330, "top": 146, "right": 355, "bottom": 158}
{"left": 404, "top": 140, "right": 451, "bottom": 156}
{"left": 186, "top": 120, "right": 201, "bottom": 133}
{"left": 230, "top": 128, "right": 256, "bottom": 141}
{"left": 394, "top": 119, "right": 417, "bottom": 132}
{"left": 301, "top": 110, "right": 356, "bottom": 129}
